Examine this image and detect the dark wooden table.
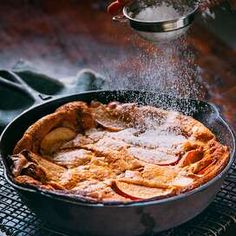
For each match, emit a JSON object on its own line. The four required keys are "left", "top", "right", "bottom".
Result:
{"left": 0, "top": 0, "right": 235, "bottom": 235}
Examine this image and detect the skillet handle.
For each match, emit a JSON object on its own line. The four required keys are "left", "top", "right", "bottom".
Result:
{"left": 38, "top": 94, "right": 53, "bottom": 102}
{"left": 0, "top": 70, "right": 53, "bottom": 104}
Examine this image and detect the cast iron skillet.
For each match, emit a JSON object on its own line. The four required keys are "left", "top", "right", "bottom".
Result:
{"left": 0, "top": 89, "right": 235, "bottom": 236}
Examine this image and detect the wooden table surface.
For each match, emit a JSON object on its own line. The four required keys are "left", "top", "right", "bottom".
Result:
{"left": 0, "top": 0, "right": 235, "bottom": 234}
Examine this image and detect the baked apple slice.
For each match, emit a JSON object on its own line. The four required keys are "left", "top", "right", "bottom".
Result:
{"left": 94, "top": 112, "right": 127, "bottom": 131}
{"left": 128, "top": 147, "right": 179, "bottom": 166}
{"left": 92, "top": 102, "right": 135, "bottom": 131}
{"left": 112, "top": 181, "right": 173, "bottom": 200}
{"left": 179, "top": 149, "right": 203, "bottom": 167}
{"left": 41, "top": 127, "right": 76, "bottom": 155}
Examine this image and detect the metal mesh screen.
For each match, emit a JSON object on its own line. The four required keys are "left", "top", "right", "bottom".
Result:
{"left": 0, "top": 160, "right": 235, "bottom": 236}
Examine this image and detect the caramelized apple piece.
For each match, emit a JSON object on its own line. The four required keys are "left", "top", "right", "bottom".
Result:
{"left": 128, "top": 147, "right": 179, "bottom": 166}
{"left": 96, "top": 119, "right": 126, "bottom": 131}
{"left": 92, "top": 103, "right": 133, "bottom": 131}
{"left": 41, "top": 127, "right": 76, "bottom": 155}
{"left": 112, "top": 181, "right": 173, "bottom": 200}
{"left": 94, "top": 111, "right": 127, "bottom": 131}
{"left": 179, "top": 149, "right": 203, "bottom": 167}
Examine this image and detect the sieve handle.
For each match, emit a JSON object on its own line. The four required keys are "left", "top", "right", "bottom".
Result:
{"left": 112, "top": 14, "right": 128, "bottom": 23}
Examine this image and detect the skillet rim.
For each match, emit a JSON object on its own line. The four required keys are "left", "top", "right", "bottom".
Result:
{"left": 1, "top": 90, "right": 235, "bottom": 208}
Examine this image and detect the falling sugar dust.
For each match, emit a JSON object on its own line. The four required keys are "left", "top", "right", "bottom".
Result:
{"left": 105, "top": 0, "right": 207, "bottom": 114}
{"left": 107, "top": 35, "right": 205, "bottom": 110}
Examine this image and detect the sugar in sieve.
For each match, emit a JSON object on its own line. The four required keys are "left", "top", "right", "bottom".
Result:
{"left": 113, "top": 0, "right": 199, "bottom": 42}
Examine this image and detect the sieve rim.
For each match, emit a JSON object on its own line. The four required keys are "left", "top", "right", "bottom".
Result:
{"left": 123, "top": 2, "right": 199, "bottom": 32}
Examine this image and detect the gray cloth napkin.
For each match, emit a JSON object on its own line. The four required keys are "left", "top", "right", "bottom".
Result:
{"left": 0, "top": 60, "right": 109, "bottom": 132}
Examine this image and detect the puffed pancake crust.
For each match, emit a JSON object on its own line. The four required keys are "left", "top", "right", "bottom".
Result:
{"left": 11, "top": 101, "right": 229, "bottom": 202}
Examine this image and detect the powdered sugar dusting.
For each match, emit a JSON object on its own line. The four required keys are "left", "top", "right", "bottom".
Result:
{"left": 135, "top": 2, "right": 181, "bottom": 22}
{"left": 107, "top": 34, "right": 205, "bottom": 111}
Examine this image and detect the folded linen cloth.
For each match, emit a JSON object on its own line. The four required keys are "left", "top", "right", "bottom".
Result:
{"left": 0, "top": 60, "right": 109, "bottom": 133}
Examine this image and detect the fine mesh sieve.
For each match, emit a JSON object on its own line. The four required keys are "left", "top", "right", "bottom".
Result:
{"left": 113, "top": 0, "right": 199, "bottom": 42}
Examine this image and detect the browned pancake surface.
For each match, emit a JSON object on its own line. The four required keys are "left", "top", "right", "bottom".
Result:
{"left": 11, "top": 101, "right": 229, "bottom": 202}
